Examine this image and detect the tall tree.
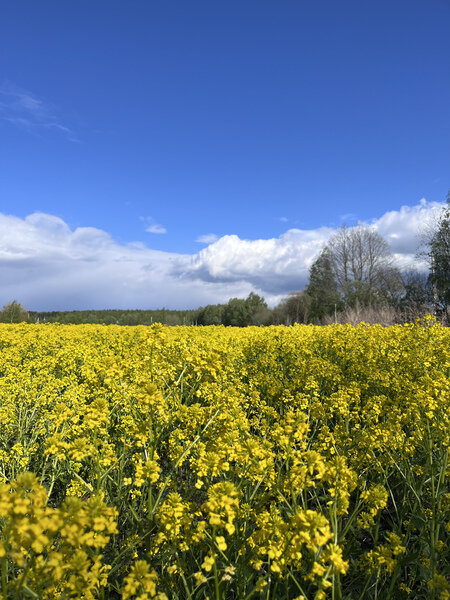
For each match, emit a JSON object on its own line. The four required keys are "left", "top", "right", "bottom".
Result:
{"left": 222, "top": 293, "right": 268, "bottom": 326}
{"left": 326, "top": 225, "right": 401, "bottom": 307}
{"left": 427, "top": 198, "right": 450, "bottom": 313}
{"left": 273, "top": 290, "right": 312, "bottom": 325}
{"left": 306, "top": 248, "right": 340, "bottom": 321}
{"left": 1, "top": 300, "right": 28, "bottom": 323}
{"left": 399, "top": 270, "right": 432, "bottom": 313}
{"left": 196, "top": 304, "right": 225, "bottom": 325}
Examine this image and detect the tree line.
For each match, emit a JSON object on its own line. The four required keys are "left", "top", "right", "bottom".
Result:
{"left": 2, "top": 198, "right": 448, "bottom": 326}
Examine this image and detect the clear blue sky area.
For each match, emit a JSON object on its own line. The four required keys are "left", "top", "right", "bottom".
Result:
{"left": 1, "top": 0, "right": 449, "bottom": 253}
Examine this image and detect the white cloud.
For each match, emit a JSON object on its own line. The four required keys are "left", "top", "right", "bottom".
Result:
{"left": 371, "top": 198, "right": 443, "bottom": 268}
{"left": 142, "top": 216, "right": 167, "bottom": 234}
{"left": 0, "top": 83, "right": 76, "bottom": 140}
{"left": 146, "top": 223, "right": 167, "bottom": 234}
{"left": 196, "top": 233, "right": 219, "bottom": 244}
{"left": 339, "top": 212, "right": 357, "bottom": 223}
{"left": 176, "top": 228, "right": 332, "bottom": 295}
{"left": 173, "top": 200, "right": 445, "bottom": 299}
{"left": 0, "top": 200, "right": 444, "bottom": 311}
{"left": 0, "top": 212, "right": 247, "bottom": 311}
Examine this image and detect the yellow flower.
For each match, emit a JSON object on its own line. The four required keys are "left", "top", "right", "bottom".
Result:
{"left": 201, "top": 555, "right": 215, "bottom": 572}
{"left": 193, "top": 571, "right": 207, "bottom": 585}
{"left": 215, "top": 536, "right": 227, "bottom": 551}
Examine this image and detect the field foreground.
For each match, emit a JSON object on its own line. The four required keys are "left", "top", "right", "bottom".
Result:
{"left": 0, "top": 321, "right": 448, "bottom": 599}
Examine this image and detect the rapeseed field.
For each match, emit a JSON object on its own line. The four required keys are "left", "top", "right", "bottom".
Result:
{"left": 0, "top": 320, "right": 448, "bottom": 599}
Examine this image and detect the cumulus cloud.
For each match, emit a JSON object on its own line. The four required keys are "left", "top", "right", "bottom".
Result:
{"left": 176, "top": 201, "right": 445, "bottom": 296}
{"left": 0, "top": 212, "right": 249, "bottom": 311}
{"left": 371, "top": 198, "right": 442, "bottom": 268}
{"left": 176, "top": 229, "right": 332, "bottom": 295}
{"left": 0, "top": 200, "right": 444, "bottom": 311}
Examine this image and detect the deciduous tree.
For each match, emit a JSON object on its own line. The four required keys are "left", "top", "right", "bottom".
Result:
{"left": 306, "top": 248, "right": 341, "bottom": 321}
{"left": 273, "top": 290, "right": 311, "bottom": 325}
{"left": 427, "top": 199, "right": 449, "bottom": 313}
{"left": 222, "top": 293, "right": 268, "bottom": 326}
{"left": 1, "top": 300, "right": 28, "bottom": 323}
{"left": 326, "top": 225, "right": 401, "bottom": 307}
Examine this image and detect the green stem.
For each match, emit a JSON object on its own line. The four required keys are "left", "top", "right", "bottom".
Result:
{"left": 1, "top": 554, "right": 8, "bottom": 600}
{"left": 427, "top": 420, "right": 436, "bottom": 582}
{"left": 213, "top": 555, "right": 221, "bottom": 600}
{"left": 358, "top": 573, "right": 373, "bottom": 600}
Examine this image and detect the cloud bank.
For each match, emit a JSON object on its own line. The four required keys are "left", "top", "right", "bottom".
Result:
{"left": 0, "top": 201, "right": 444, "bottom": 311}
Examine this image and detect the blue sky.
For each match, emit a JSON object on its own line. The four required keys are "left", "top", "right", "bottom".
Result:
{"left": 0, "top": 1, "right": 449, "bottom": 310}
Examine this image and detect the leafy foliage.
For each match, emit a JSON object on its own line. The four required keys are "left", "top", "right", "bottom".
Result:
{"left": 0, "top": 300, "right": 28, "bottom": 323}
{"left": 306, "top": 248, "right": 341, "bottom": 322}
{"left": 222, "top": 292, "right": 268, "bottom": 326}
{"left": 428, "top": 199, "right": 450, "bottom": 312}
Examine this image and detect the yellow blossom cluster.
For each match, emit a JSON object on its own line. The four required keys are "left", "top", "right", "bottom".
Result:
{"left": 0, "top": 318, "right": 447, "bottom": 599}
{"left": 0, "top": 472, "right": 116, "bottom": 598}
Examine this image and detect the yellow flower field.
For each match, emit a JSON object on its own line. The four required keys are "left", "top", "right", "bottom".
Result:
{"left": 0, "top": 320, "right": 448, "bottom": 599}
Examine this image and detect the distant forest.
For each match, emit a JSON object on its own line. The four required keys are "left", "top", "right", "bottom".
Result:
{"left": 29, "top": 308, "right": 199, "bottom": 326}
